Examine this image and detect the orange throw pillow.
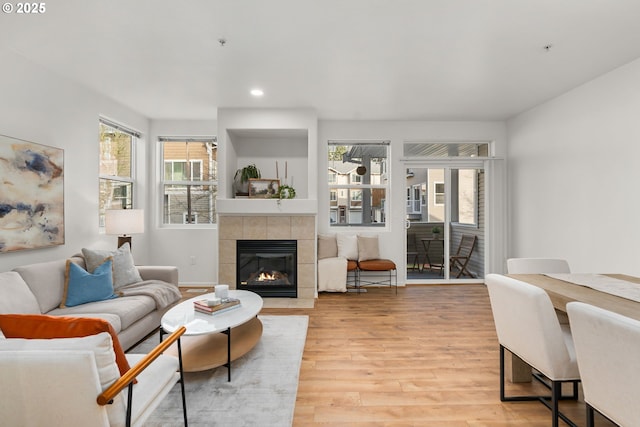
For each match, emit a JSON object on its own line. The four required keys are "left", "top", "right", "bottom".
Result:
{"left": 0, "top": 314, "right": 131, "bottom": 377}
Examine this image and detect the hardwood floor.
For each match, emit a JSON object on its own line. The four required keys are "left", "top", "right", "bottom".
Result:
{"left": 258, "top": 285, "right": 615, "bottom": 427}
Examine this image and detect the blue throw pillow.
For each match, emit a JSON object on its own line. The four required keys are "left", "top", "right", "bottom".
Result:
{"left": 61, "top": 258, "right": 118, "bottom": 308}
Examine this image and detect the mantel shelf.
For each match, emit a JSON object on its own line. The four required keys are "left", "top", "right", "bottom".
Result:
{"left": 217, "top": 198, "right": 318, "bottom": 215}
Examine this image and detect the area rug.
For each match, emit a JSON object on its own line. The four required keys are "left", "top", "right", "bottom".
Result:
{"left": 128, "top": 315, "right": 309, "bottom": 427}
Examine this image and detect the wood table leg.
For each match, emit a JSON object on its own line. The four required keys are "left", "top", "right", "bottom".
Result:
{"left": 505, "top": 350, "right": 532, "bottom": 383}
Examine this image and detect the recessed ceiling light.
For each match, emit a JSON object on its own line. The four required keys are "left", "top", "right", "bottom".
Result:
{"left": 250, "top": 88, "right": 264, "bottom": 97}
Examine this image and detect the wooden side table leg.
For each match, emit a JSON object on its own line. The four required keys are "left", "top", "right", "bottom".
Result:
{"left": 505, "top": 349, "right": 532, "bottom": 383}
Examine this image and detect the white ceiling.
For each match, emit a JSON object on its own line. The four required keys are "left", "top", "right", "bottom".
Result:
{"left": 3, "top": 0, "right": 640, "bottom": 121}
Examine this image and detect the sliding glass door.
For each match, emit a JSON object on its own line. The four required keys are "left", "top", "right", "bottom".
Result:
{"left": 402, "top": 139, "right": 498, "bottom": 283}
{"left": 405, "top": 165, "right": 485, "bottom": 282}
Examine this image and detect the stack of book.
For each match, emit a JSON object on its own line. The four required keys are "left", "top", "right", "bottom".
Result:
{"left": 194, "top": 298, "right": 241, "bottom": 315}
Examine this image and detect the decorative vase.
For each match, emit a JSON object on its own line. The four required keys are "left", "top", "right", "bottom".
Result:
{"left": 233, "top": 174, "right": 249, "bottom": 197}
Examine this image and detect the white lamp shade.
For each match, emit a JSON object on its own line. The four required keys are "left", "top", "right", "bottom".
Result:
{"left": 105, "top": 209, "right": 145, "bottom": 235}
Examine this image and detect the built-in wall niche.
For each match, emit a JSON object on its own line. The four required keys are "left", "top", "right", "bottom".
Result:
{"left": 227, "top": 129, "right": 309, "bottom": 199}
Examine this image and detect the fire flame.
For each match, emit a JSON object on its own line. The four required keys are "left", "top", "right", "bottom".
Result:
{"left": 257, "top": 272, "right": 277, "bottom": 281}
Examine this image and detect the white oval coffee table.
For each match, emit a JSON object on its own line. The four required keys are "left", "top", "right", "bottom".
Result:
{"left": 161, "top": 290, "right": 263, "bottom": 379}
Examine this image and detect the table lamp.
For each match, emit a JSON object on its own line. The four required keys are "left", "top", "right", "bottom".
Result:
{"left": 105, "top": 209, "right": 144, "bottom": 248}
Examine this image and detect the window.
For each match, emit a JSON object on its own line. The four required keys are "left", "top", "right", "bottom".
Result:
{"left": 434, "top": 182, "right": 445, "bottom": 205}
{"left": 165, "top": 160, "right": 202, "bottom": 181}
{"left": 403, "top": 142, "right": 490, "bottom": 157}
{"left": 328, "top": 141, "right": 389, "bottom": 226}
{"left": 349, "top": 189, "right": 362, "bottom": 208}
{"left": 453, "top": 169, "right": 478, "bottom": 226}
{"left": 406, "top": 184, "right": 422, "bottom": 214}
{"left": 161, "top": 138, "right": 217, "bottom": 225}
{"left": 330, "top": 189, "right": 338, "bottom": 206}
{"left": 99, "top": 119, "right": 139, "bottom": 228}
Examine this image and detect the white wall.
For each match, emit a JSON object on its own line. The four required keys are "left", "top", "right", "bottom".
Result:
{"left": 148, "top": 119, "right": 218, "bottom": 285}
{"left": 318, "top": 120, "right": 507, "bottom": 284}
{"left": 0, "top": 50, "right": 150, "bottom": 272}
{"left": 507, "top": 57, "right": 640, "bottom": 275}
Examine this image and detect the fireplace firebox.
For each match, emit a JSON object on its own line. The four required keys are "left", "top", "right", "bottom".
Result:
{"left": 236, "top": 240, "right": 297, "bottom": 298}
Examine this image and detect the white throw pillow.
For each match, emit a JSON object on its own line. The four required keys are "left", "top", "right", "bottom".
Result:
{"left": 0, "top": 271, "right": 41, "bottom": 314}
{"left": 357, "top": 235, "right": 380, "bottom": 261}
{"left": 82, "top": 243, "right": 142, "bottom": 289}
{"left": 317, "top": 234, "right": 338, "bottom": 260}
{"left": 336, "top": 234, "right": 359, "bottom": 260}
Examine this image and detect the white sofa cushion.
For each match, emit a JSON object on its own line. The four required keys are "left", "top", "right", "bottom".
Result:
{"left": 0, "top": 332, "right": 119, "bottom": 390}
{"left": 42, "top": 311, "right": 123, "bottom": 333}
{"left": 50, "top": 295, "right": 155, "bottom": 330}
{"left": 125, "top": 353, "right": 180, "bottom": 426}
{"left": 13, "top": 259, "right": 71, "bottom": 313}
{"left": 336, "top": 234, "right": 358, "bottom": 260}
{"left": 0, "top": 332, "right": 130, "bottom": 426}
{"left": 0, "top": 349, "right": 111, "bottom": 426}
{"left": 0, "top": 271, "right": 40, "bottom": 314}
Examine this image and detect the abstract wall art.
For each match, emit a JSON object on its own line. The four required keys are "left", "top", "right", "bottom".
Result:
{"left": 0, "top": 134, "right": 64, "bottom": 252}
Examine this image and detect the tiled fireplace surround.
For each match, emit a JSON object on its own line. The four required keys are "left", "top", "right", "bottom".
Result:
{"left": 217, "top": 215, "right": 316, "bottom": 300}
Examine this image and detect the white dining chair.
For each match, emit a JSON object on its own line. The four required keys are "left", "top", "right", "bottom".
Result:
{"left": 506, "top": 258, "right": 571, "bottom": 274}
{"left": 485, "top": 274, "right": 580, "bottom": 427}
{"left": 567, "top": 302, "right": 640, "bottom": 427}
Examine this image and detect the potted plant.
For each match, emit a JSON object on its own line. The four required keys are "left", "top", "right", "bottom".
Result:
{"left": 276, "top": 184, "right": 296, "bottom": 199}
{"left": 432, "top": 226, "right": 441, "bottom": 238}
{"left": 233, "top": 163, "right": 261, "bottom": 197}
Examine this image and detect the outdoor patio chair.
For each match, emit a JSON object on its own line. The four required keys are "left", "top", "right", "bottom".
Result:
{"left": 407, "top": 233, "right": 420, "bottom": 271}
{"left": 450, "top": 234, "right": 477, "bottom": 278}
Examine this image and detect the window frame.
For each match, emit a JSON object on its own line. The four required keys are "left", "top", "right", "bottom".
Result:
{"left": 160, "top": 137, "right": 218, "bottom": 227}
{"left": 406, "top": 184, "right": 422, "bottom": 214}
{"left": 327, "top": 140, "right": 389, "bottom": 228}
{"left": 452, "top": 168, "right": 479, "bottom": 227}
{"left": 98, "top": 118, "right": 139, "bottom": 229}
{"left": 164, "top": 159, "right": 203, "bottom": 181}
{"left": 434, "top": 182, "right": 445, "bottom": 206}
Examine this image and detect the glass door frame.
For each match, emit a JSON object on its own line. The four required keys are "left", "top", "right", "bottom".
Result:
{"left": 403, "top": 158, "right": 488, "bottom": 284}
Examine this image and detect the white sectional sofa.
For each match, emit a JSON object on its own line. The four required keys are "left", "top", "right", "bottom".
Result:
{"left": 0, "top": 251, "right": 181, "bottom": 350}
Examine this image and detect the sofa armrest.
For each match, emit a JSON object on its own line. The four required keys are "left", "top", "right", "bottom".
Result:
{"left": 136, "top": 266, "right": 179, "bottom": 285}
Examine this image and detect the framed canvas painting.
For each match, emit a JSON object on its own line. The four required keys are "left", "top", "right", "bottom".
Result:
{"left": 248, "top": 178, "right": 279, "bottom": 198}
{"left": 0, "top": 134, "right": 64, "bottom": 252}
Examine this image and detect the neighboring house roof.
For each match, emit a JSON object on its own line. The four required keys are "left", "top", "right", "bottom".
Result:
{"left": 328, "top": 161, "right": 382, "bottom": 175}
{"left": 328, "top": 162, "right": 359, "bottom": 175}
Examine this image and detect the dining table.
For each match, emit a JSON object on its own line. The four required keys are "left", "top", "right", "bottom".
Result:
{"left": 508, "top": 273, "right": 640, "bottom": 321}
{"left": 503, "top": 273, "right": 640, "bottom": 382}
